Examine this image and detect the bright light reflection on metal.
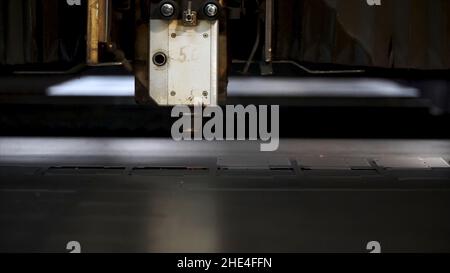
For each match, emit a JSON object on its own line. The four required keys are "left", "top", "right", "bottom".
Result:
{"left": 46, "top": 76, "right": 419, "bottom": 98}
{"left": 47, "top": 76, "right": 135, "bottom": 97}
{"left": 228, "top": 77, "right": 419, "bottom": 98}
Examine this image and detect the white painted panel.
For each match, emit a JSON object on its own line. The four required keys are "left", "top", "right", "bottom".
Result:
{"left": 149, "top": 20, "right": 218, "bottom": 106}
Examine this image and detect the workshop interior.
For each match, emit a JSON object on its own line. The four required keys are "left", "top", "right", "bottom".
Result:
{"left": 1, "top": 0, "right": 450, "bottom": 254}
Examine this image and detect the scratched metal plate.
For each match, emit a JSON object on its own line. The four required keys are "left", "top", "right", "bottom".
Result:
{"left": 149, "top": 20, "right": 218, "bottom": 106}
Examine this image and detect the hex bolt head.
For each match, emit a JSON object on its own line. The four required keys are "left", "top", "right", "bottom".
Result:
{"left": 160, "top": 3, "right": 175, "bottom": 17}
{"left": 204, "top": 3, "right": 218, "bottom": 17}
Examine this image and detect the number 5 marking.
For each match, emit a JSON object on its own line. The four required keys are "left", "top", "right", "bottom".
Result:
{"left": 66, "top": 241, "right": 82, "bottom": 253}
{"left": 366, "top": 241, "right": 382, "bottom": 253}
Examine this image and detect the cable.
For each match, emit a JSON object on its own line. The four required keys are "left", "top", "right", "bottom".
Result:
{"left": 243, "top": 0, "right": 262, "bottom": 74}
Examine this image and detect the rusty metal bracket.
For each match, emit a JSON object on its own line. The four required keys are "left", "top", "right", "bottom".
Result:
{"left": 87, "top": 0, "right": 110, "bottom": 65}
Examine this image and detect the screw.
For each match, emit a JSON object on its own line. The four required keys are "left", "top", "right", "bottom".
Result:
{"left": 170, "top": 91, "right": 176, "bottom": 97}
{"left": 160, "top": 3, "right": 175, "bottom": 17}
{"left": 203, "top": 33, "right": 209, "bottom": 38}
{"left": 204, "top": 3, "right": 218, "bottom": 17}
{"left": 202, "top": 91, "right": 208, "bottom": 97}
{"left": 171, "top": 33, "right": 177, "bottom": 38}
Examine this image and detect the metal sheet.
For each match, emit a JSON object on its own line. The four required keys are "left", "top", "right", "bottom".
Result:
{"left": 375, "top": 157, "right": 450, "bottom": 169}
{"left": 1, "top": 138, "right": 450, "bottom": 253}
{"left": 217, "top": 156, "right": 291, "bottom": 170}
{"left": 297, "top": 156, "right": 371, "bottom": 170}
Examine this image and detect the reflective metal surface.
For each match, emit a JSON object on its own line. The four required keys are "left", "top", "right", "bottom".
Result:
{"left": 1, "top": 138, "right": 450, "bottom": 253}
{"left": 19, "top": 75, "right": 418, "bottom": 98}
